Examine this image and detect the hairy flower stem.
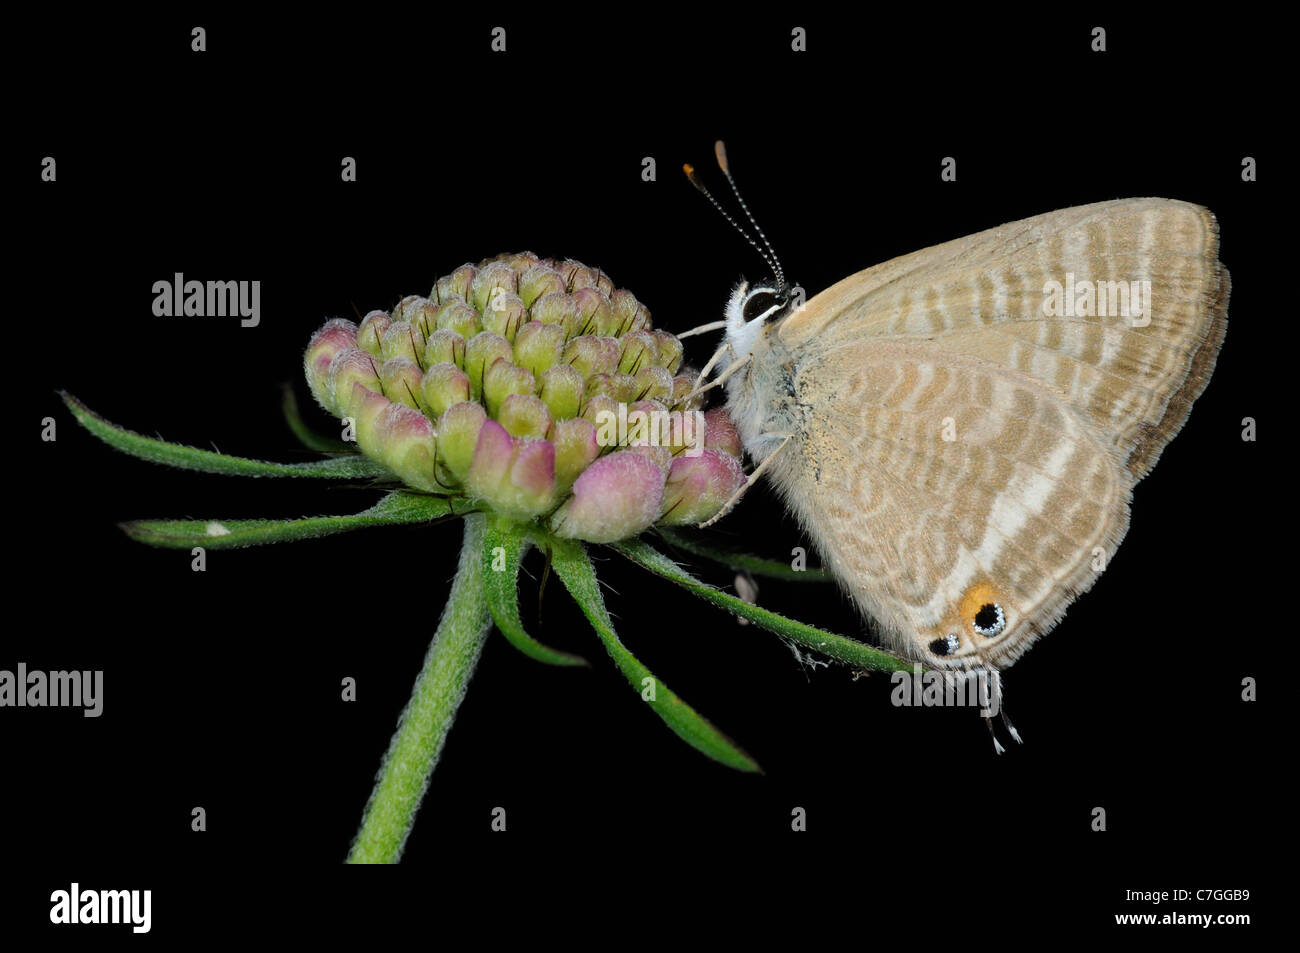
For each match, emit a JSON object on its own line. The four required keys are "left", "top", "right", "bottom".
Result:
{"left": 348, "top": 514, "right": 491, "bottom": 864}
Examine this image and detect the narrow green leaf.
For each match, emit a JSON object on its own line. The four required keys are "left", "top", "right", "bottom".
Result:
{"left": 612, "top": 538, "right": 914, "bottom": 673}
{"left": 61, "top": 391, "right": 391, "bottom": 479}
{"left": 483, "top": 515, "right": 588, "bottom": 666}
{"left": 122, "top": 491, "right": 468, "bottom": 549}
{"left": 282, "top": 383, "right": 353, "bottom": 453}
{"left": 548, "top": 536, "right": 760, "bottom": 773}
{"left": 656, "top": 528, "right": 831, "bottom": 582}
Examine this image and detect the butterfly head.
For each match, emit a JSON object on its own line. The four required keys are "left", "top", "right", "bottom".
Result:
{"left": 725, "top": 280, "right": 793, "bottom": 360}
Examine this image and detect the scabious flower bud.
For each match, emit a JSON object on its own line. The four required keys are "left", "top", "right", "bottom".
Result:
{"left": 537, "top": 363, "right": 584, "bottom": 420}
{"left": 464, "top": 332, "right": 513, "bottom": 400}
{"left": 658, "top": 450, "right": 746, "bottom": 525}
{"left": 466, "top": 420, "right": 556, "bottom": 519}
{"left": 434, "top": 298, "right": 480, "bottom": 339}
{"left": 497, "top": 393, "right": 553, "bottom": 440}
{"left": 420, "top": 362, "right": 472, "bottom": 419}
{"left": 304, "top": 319, "right": 359, "bottom": 409}
{"left": 424, "top": 329, "right": 467, "bottom": 369}
{"left": 305, "top": 253, "right": 749, "bottom": 542}
{"left": 357, "top": 311, "right": 392, "bottom": 355}
{"left": 481, "top": 291, "right": 527, "bottom": 342}
{"left": 380, "top": 357, "right": 424, "bottom": 409}
{"left": 482, "top": 361, "right": 535, "bottom": 418}
{"left": 327, "top": 348, "right": 382, "bottom": 417}
{"left": 550, "top": 450, "right": 666, "bottom": 543}
{"left": 433, "top": 264, "right": 475, "bottom": 302}
{"left": 704, "top": 408, "right": 744, "bottom": 457}
{"left": 513, "top": 321, "right": 565, "bottom": 377}
{"left": 563, "top": 336, "right": 620, "bottom": 378}
{"left": 381, "top": 321, "right": 426, "bottom": 365}
{"left": 438, "top": 401, "right": 487, "bottom": 485}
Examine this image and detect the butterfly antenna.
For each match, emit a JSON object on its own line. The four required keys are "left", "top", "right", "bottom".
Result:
{"left": 713, "top": 140, "right": 786, "bottom": 291}
{"left": 683, "top": 160, "right": 781, "bottom": 283}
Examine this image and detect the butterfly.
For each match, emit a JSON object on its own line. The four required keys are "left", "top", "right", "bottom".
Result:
{"left": 685, "top": 143, "right": 1228, "bottom": 705}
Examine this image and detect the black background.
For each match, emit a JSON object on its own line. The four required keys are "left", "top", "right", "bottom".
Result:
{"left": 8, "top": 9, "right": 1279, "bottom": 939}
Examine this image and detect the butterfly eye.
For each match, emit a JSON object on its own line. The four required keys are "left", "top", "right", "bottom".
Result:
{"left": 928, "top": 633, "right": 960, "bottom": 656}
{"left": 972, "top": 602, "right": 1006, "bottom": 638}
{"left": 741, "top": 288, "right": 786, "bottom": 323}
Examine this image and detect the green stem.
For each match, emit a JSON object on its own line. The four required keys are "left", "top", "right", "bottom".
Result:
{"left": 347, "top": 514, "right": 491, "bottom": 864}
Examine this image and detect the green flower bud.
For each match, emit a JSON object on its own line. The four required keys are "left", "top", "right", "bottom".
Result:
{"left": 581, "top": 393, "right": 618, "bottom": 431}
{"left": 513, "top": 321, "right": 565, "bottom": 377}
{"left": 671, "top": 369, "right": 704, "bottom": 411}
{"left": 420, "top": 362, "right": 471, "bottom": 419}
{"left": 433, "top": 297, "right": 480, "bottom": 339}
{"left": 357, "top": 310, "right": 391, "bottom": 355}
{"left": 651, "top": 331, "right": 684, "bottom": 373}
{"left": 480, "top": 291, "right": 527, "bottom": 342}
{"left": 464, "top": 332, "right": 514, "bottom": 400}
{"left": 469, "top": 261, "right": 518, "bottom": 314}
{"left": 424, "top": 328, "right": 466, "bottom": 369}
{"left": 433, "top": 264, "right": 475, "bottom": 303}
{"left": 497, "top": 393, "right": 553, "bottom": 440}
{"left": 586, "top": 373, "right": 638, "bottom": 404}
{"left": 381, "top": 321, "right": 426, "bottom": 365}
{"left": 633, "top": 365, "right": 673, "bottom": 403}
{"left": 530, "top": 291, "right": 581, "bottom": 339}
{"left": 380, "top": 356, "right": 424, "bottom": 409}
{"left": 562, "top": 335, "right": 620, "bottom": 378}
{"left": 437, "top": 401, "right": 487, "bottom": 485}
{"left": 537, "top": 363, "right": 584, "bottom": 420}
{"left": 519, "top": 264, "right": 566, "bottom": 307}
{"left": 374, "top": 401, "right": 440, "bottom": 493}
{"left": 618, "top": 330, "right": 658, "bottom": 374}
{"left": 551, "top": 417, "right": 600, "bottom": 492}
{"left": 570, "top": 287, "right": 612, "bottom": 339}
{"left": 608, "top": 289, "right": 651, "bottom": 335}
{"left": 482, "top": 360, "right": 535, "bottom": 418}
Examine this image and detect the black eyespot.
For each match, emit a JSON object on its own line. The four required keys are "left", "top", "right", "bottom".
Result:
{"left": 742, "top": 288, "right": 785, "bottom": 323}
{"left": 928, "top": 634, "right": 958, "bottom": 656}
{"left": 972, "top": 603, "right": 1006, "bottom": 637}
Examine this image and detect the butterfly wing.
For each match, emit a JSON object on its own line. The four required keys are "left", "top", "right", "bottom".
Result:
{"left": 766, "top": 199, "right": 1227, "bottom": 666}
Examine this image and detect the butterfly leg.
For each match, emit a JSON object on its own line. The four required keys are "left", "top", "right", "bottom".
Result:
{"left": 696, "top": 432, "right": 793, "bottom": 528}
{"left": 1000, "top": 710, "right": 1023, "bottom": 745}
{"left": 984, "top": 715, "right": 1007, "bottom": 755}
{"left": 682, "top": 352, "right": 752, "bottom": 404}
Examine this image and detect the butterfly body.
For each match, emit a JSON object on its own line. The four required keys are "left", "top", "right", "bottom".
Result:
{"left": 723, "top": 198, "right": 1229, "bottom": 670}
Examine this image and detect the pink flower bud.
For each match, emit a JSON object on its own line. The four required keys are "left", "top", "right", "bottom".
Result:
{"left": 304, "top": 319, "right": 359, "bottom": 410}
{"left": 658, "top": 449, "right": 745, "bottom": 525}
{"left": 466, "top": 420, "right": 556, "bottom": 518}
{"left": 550, "top": 450, "right": 667, "bottom": 543}
{"left": 326, "top": 348, "right": 382, "bottom": 417}
{"left": 704, "top": 408, "right": 744, "bottom": 458}
{"left": 375, "top": 401, "right": 440, "bottom": 492}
